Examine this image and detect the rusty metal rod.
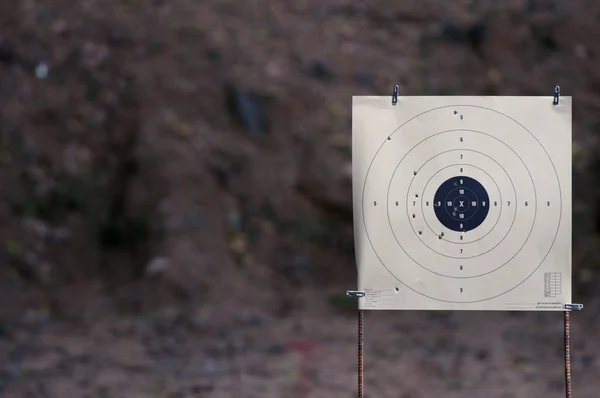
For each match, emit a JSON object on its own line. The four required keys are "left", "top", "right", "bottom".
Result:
{"left": 358, "top": 309, "right": 364, "bottom": 398}
{"left": 564, "top": 310, "right": 572, "bottom": 398}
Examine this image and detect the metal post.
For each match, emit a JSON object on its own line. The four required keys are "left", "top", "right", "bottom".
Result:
{"left": 562, "top": 303, "right": 582, "bottom": 397}
{"left": 346, "top": 290, "right": 366, "bottom": 398}
{"left": 358, "top": 309, "right": 364, "bottom": 398}
{"left": 564, "top": 310, "right": 572, "bottom": 398}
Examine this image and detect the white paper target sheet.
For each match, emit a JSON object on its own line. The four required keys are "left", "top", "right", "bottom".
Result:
{"left": 352, "top": 96, "right": 572, "bottom": 311}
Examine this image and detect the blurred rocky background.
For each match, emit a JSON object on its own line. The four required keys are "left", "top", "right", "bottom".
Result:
{"left": 0, "top": 0, "right": 600, "bottom": 397}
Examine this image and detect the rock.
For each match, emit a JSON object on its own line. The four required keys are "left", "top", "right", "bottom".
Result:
{"left": 224, "top": 83, "right": 272, "bottom": 135}
{"left": 291, "top": 251, "right": 310, "bottom": 270}
{"left": 465, "top": 22, "right": 488, "bottom": 51}
{"left": 206, "top": 48, "right": 220, "bottom": 61}
{"left": 51, "top": 19, "right": 68, "bottom": 35}
{"left": 295, "top": 144, "right": 352, "bottom": 220}
{"left": 447, "top": 380, "right": 463, "bottom": 391}
{"left": 442, "top": 21, "right": 488, "bottom": 54}
{"left": 228, "top": 234, "right": 247, "bottom": 254}
{"left": 237, "top": 312, "right": 265, "bottom": 327}
{"left": 82, "top": 41, "right": 109, "bottom": 68}
{"left": 50, "top": 226, "right": 71, "bottom": 241}
{"left": 265, "top": 60, "right": 283, "bottom": 78}
{"left": 22, "top": 218, "right": 50, "bottom": 238}
{"left": 580, "top": 355, "right": 594, "bottom": 368}
{"left": 207, "top": 150, "right": 246, "bottom": 189}
{"left": 355, "top": 71, "right": 372, "bottom": 87}
{"left": 277, "top": 249, "right": 313, "bottom": 285}
{"left": 530, "top": 24, "right": 558, "bottom": 52}
{"left": 23, "top": 251, "right": 39, "bottom": 267}
{"left": 475, "top": 348, "right": 490, "bottom": 361}
{"left": 63, "top": 144, "right": 93, "bottom": 176}
{"left": 264, "top": 344, "right": 286, "bottom": 355}
{"left": 182, "top": 212, "right": 204, "bottom": 229}
{"left": 547, "top": 379, "right": 563, "bottom": 392}
{"left": 5, "top": 240, "right": 21, "bottom": 255}
{"left": 574, "top": 44, "right": 587, "bottom": 59}
{"left": 145, "top": 257, "right": 170, "bottom": 277}
{"left": 0, "top": 37, "right": 16, "bottom": 65}
{"left": 304, "top": 60, "right": 333, "bottom": 82}
{"left": 35, "top": 62, "right": 49, "bottom": 79}
{"left": 190, "top": 384, "right": 214, "bottom": 394}
{"left": 175, "top": 122, "right": 193, "bottom": 137}
{"left": 227, "top": 210, "right": 243, "bottom": 232}
{"left": 200, "top": 358, "right": 221, "bottom": 377}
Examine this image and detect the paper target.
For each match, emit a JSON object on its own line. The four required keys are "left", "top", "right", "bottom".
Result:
{"left": 352, "top": 96, "right": 572, "bottom": 311}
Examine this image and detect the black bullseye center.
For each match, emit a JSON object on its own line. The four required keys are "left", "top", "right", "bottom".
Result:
{"left": 434, "top": 176, "right": 490, "bottom": 232}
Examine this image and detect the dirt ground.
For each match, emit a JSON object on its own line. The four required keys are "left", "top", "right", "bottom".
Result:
{"left": 1, "top": 0, "right": 600, "bottom": 397}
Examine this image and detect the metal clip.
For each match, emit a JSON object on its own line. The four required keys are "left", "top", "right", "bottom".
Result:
{"left": 346, "top": 290, "right": 366, "bottom": 297}
{"left": 563, "top": 303, "right": 583, "bottom": 311}
{"left": 553, "top": 85, "right": 560, "bottom": 105}
{"left": 392, "top": 84, "right": 398, "bottom": 106}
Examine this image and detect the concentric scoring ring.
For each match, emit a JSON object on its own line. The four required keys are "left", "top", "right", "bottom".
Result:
{"left": 387, "top": 130, "right": 534, "bottom": 275}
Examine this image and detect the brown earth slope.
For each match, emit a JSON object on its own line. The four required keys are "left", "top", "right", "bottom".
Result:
{"left": 1, "top": 0, "right": 600, "bottom": 397}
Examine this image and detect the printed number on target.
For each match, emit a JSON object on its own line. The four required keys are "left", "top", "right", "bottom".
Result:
{"left": 352, "top": 95, "right": 571, "bottom": 311}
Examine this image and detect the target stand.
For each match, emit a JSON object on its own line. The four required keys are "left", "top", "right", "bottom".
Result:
{"left": 346, "top": 86, "right": 582, "bottom": 397}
